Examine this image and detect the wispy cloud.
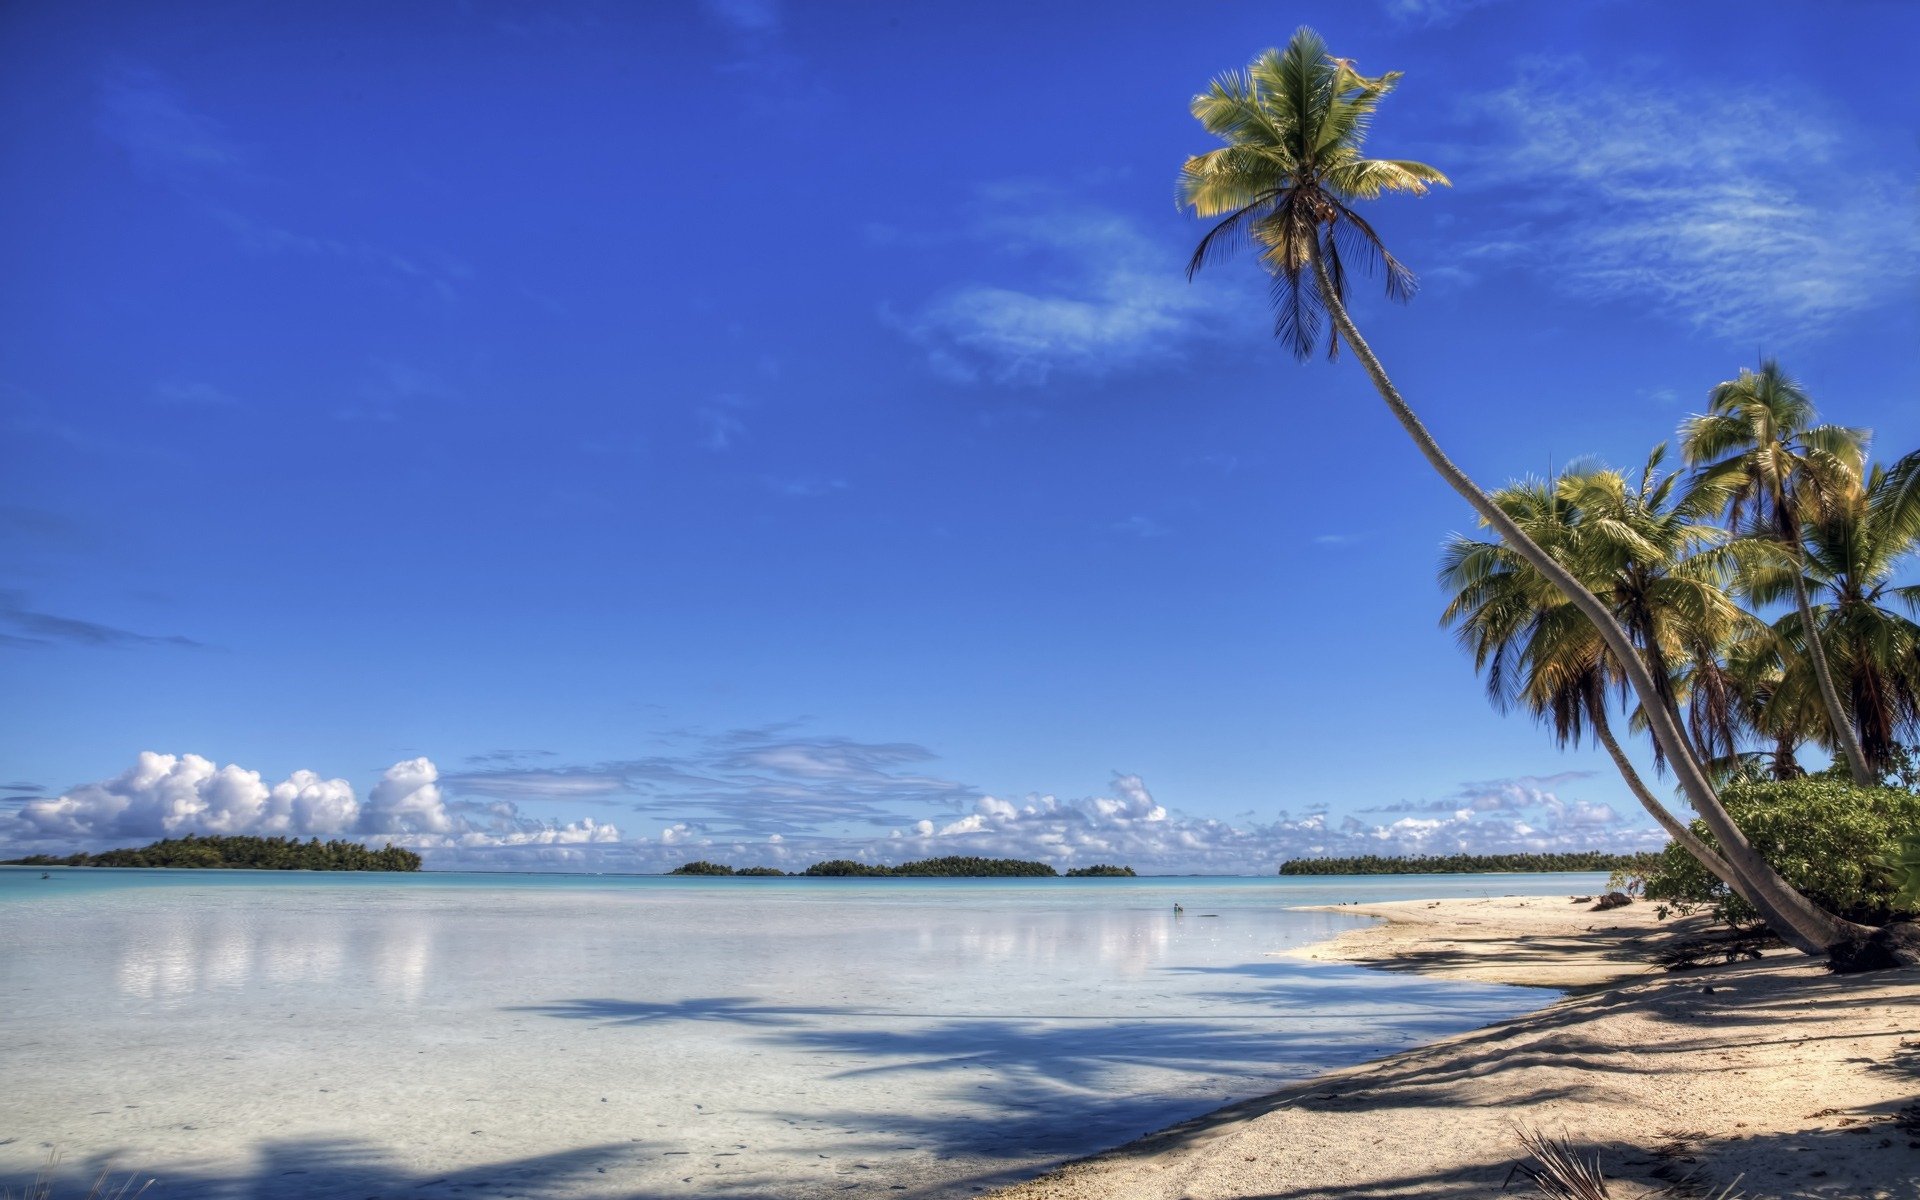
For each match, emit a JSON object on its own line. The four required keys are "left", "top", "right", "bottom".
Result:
{"left": 94, "top": 67, "right": 471, "bottom": 301}
{"left": 153, "top": 380, "right": 240, "bottom": 407}
{"left": 1382, "top": 0, "right": 1510, "bottom": 26}
{"left": 891, "top": 189, "right": 1249, "bottom": 387}
{"left": 765, "top": 476, "right": 848, "bottom": 499}
{"left": 701, "top": 0, "right": 780, "bottom": 34}
{"left": 696, "top": 395, "right": 749, "bottom": 450}
{"left": 0, "top": 591, "right": 201, "bottom": 651}
{"left": 1112, "top": 515, "right": 1170, "bottom": 539}
{"left": 1458, "top": 61, "right": 1920, "bottom": 340}
{"left": 444, "top": 729, "right": 978, "bottom": 838}
{"left": 95, "top": 67, "right": 244, "bottom": 182}
{"left": 1360, "top": 771, "right": 1600, "bottom": 816}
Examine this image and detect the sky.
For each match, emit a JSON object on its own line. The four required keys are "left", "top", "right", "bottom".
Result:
{"left": 2, "top": 0, "right": 1916, "bottom": 872}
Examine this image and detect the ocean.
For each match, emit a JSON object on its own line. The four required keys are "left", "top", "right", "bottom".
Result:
{"left": 0, "top": 868, "right": 1606, "bottom": 1198}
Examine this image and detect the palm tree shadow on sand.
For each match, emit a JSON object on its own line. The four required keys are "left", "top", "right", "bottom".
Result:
{"left": 25, "top": 1138, "right": 648, "bottom": 1200}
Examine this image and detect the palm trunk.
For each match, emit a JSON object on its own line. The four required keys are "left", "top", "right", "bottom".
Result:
{"left": 1307, "top": 247, "right": 1866, "bottom": 955}
{"left": 1790, "top": 569, "right": 1873, "bottom": 784}
{"left": 1585, "top": 692, "right": 1748, "bottom": 901}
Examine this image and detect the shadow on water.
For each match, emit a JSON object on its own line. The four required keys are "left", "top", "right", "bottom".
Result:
{"left": 511, "top": 966, "right": 1542, "bottom": 1178}
{"left": 21, "top": 1139, "right": 647, "bottom": 1200}
{"left": 1160, "top": 959, "right": 1539, "bottom": 1008}
{"left": 511, "top": 995, "right": 861, "bottom": 1027}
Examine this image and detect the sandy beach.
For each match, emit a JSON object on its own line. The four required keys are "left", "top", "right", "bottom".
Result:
{"left": 993, "top": 895, "right": 1920, "bottom": 1200}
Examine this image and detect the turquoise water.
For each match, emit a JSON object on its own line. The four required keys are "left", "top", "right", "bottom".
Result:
{"left": 0, "top": 863, "right": 1611, "bottom": 904}
{"left": 1, "top": 868, "right": 1606, "bottom": 1198}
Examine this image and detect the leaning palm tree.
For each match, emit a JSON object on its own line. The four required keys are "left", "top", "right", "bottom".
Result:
{"left": 1679, "top": 361, "right": 1873, "bottom": 782}
{"left": 1741, "top": 459, "right": 1920, "bottom": 773}
{"left": 1179, "top": 28, "right": 1864, "bottom": 953}
{"left": 1439, "top": 460, "right": 1747, "bottom": 899}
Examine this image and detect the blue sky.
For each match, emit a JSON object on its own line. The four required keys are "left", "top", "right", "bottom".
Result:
{"left": 3, "top": 0, "right": 1916, "bottom": 871}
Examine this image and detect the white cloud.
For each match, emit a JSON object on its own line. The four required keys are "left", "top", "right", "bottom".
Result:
{"left": 1461, "top": 62, "right": 1920, "bottom": 340}
{"left": 6, "top": 753, "right": 621, "bottom": 856}
{"left": 13, "top": 752, "right": 359, "bottom": 841}
{"left": 5, "top": 753, "right": 1654, "bottom": 875}
{"left": 362, "top": 758, "right": 456, "bottom": 836}
{"left": 892, "top": 195, "right": 1248, "bottom": 386}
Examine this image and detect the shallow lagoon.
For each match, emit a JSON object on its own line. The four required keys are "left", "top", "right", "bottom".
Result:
{"left": 1, "top": 869, "right": 1604, "bottom": 1198}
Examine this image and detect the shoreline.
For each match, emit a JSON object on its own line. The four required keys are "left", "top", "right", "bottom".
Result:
{"left": 989, "top": 894, "right": 1920, "bottom": 1200}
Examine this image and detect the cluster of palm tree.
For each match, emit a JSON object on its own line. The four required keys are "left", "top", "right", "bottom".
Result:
{"left": 1437, "top": 371, "right": 1918, "bottom": 871}
{"left": 1178, "top": 27, "right": 1919, "bottom": 956}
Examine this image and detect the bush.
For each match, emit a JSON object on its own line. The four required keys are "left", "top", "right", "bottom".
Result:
{"left": 735, "top": 866, "right": 786, "bottom": 877}
{"left": 1064, "top": 864, "right": 1136, "bottom": 877}
{"left": 1645, "top": 778, "right": 1920, "bottom": 926}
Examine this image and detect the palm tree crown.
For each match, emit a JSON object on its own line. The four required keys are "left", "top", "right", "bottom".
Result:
{"left": 1681, "top": 360, "right": 1867, "bottom": 542}
{"left": 1179, "top": 27, "right": 1448, "bottom": 360}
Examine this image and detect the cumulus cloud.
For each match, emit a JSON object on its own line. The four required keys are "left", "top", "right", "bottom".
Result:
{"left": 13, "top": 753, "right": 359, "bottom": 841}
{"left": 1459, "top": 62, "right": 1920, "bottom": 340}
{"left": 891, "top": 191, "right": 1252, "bottom": 386}
{"left": 4, "top": 753, "right": 620, "bottom": 859}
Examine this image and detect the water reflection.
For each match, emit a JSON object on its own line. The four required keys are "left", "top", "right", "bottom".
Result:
{"left": 112, "top": 909, "right": 433, "bottom": 1005}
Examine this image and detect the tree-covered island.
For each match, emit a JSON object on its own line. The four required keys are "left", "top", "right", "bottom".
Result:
{"left": 1279, "top": 852, "right": 1655, "bottom": 876}
{"left": 6, "top": 834, "right": 422, "bottom": 872}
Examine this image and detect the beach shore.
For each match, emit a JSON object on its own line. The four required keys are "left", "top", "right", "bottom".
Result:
{"left": 990, "top": 895, "right": 1920, "bottom": 1200}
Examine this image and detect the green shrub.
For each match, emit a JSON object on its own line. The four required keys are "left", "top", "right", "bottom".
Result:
{"left": 1064, "top": 864, "right": 1136, "bottom": 877}
{"left": 1885, "top": 834, "right": 1920, "bottom": 907}
{"left": 1645, "top": 778, "right": 1920, "bottom": 925}
{"left": 734, "top": 866, "right": 786, "bottom": 877}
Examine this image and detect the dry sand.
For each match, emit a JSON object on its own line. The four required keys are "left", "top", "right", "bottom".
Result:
{"left": 991, "top": 895, "right": 1920, "bottom": 1200}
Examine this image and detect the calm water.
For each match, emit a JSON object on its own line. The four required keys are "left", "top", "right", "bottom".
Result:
{"left": 0, "top": 869, "right": 1604, "bottom": 1198}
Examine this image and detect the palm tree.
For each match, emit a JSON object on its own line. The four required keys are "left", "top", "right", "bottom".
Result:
{"left": 1679, "top": 361, "right": 1873, "bottom": 782}
{"left": 1178, "top": 28, "right": 1864, "bottom": 953}
{"left": 1740, "top": 458, "right": 1920, "bottom": 773}
{"left": 1702, "top": 624, "right": 1813, "bottom": 785}
{"left": 1439, "top": 460, "right": 1747, "bottom": 899}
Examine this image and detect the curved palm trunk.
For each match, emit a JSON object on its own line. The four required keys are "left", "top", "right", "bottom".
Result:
{"left": 1584, "top": 693, "right": 1748, "bottom": 901}
{"left": 1790, "top": 570, "right": 1873, "bottom": 784}
{"left": 1307, "top": 247, "right": 1865, "bottom": 955}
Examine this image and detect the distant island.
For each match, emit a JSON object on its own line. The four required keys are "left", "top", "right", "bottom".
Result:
{"left": 1278, "top": 852, "right": 1654, "bottom": 876}
{"left": 670, "top": 856, "right": 1136, "bottom": 878}
{"left": 6, "top": 834, "right": 422, "bottom": 872}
